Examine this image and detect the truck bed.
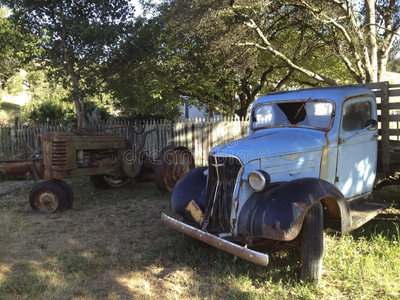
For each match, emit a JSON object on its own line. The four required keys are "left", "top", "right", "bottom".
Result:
{"left": 378, "top": 140, "right": 400, "bottom": 174}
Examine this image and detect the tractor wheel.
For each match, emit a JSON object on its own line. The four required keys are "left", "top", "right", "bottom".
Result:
{"left": 54, "top": 180, "right": 74, "bottom": 209}
{"left": 29, "top": 181, "right": 68, "bottom": 213}
{"left": 300, "top": 201, "right": 324, "bottom": 284}
{"left": 154, "top": 146, "right": 195, "bottom": 192}
{"left": 90, "top": 175, "right": 132, "bottom": 189}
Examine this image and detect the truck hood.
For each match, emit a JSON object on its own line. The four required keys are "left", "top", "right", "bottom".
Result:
{"left": 210, "top": 129, "right": 327, "bottom": 165}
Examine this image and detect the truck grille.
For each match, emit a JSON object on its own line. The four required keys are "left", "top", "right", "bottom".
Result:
{"left": 205, "top": 155, "right": 242, "bottom": 233}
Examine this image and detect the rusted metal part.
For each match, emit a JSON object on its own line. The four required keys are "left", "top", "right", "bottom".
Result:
{"left": 2, "top": 127, "right": 195, "bottom": 214}
{"left": 143, "top": 157, "right": 154, "bottom": 169}
{"left": 185, "top": 200, "right": 205, "bottom": 226}
{"left": 29, "top": 181, "right": 69, "bottom": 213}
{"left": 154, "top": 146, "right": 195, "bottom": 192}
{"left": 161, "top": 213, "right": 269, "bottom": 267}
{"left": 0, "top": 159, "right": 44, "bottom": 181}
{"left": 33, "top": 190, "right": 58, "bottom": 211}
{"left": 43, "top": 132, "right": 126, "bottom": 180}
{"left": 122, "top": 148, "right": 142, "bottom": 178}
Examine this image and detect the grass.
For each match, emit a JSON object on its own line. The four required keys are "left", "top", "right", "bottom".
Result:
{"left": 0, "top": 179, "right": 399, "bottom": 299}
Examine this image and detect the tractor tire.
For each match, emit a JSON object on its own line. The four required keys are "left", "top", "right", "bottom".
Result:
{"left": 90, "top": 175, "right": 132, "bottom": 189}
{"left": 154, "top": 146, "right": 195, "bottom": 192}
{"left": 54, "top": 180, "right": 74, "bottom": 209}
{"left": 29, "top": 181, "right": 68, "bottom": 213}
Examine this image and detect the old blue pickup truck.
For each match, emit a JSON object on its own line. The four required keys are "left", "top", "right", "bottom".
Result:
{"left": 161, "top": 85, "right": 392, "bottom": 283}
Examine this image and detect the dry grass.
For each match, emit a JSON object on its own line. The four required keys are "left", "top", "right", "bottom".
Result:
{"left": 0, "top": 178, "right": 399, "bottom": 299}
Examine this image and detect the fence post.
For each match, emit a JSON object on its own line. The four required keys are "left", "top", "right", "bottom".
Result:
{"left": 380, "top": 81, "right": 390, "bottom": 174}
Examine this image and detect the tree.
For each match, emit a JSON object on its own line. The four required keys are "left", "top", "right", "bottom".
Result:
{"left": 121, "top": 0, "right": 351, "bottom": 118}
{"left": 104, "top": 16, "right": 183, "bottom": 119}
{"left": 0, "top": 6, "right": 40, "bottom": 91}
{"left": 229, "top": 0, "right": 400, "bottom": 84}
{"left": 1, "top": 0, "right": 134, "bottom": 126}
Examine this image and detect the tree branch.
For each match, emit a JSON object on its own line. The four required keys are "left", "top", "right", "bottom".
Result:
{"left": 241, "top": 19, "right": 338, "bottom": 86}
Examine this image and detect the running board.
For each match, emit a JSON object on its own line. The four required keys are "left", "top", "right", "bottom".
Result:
{"left": 345, "top": 200, "right": 390, "bottom": 233}
{"left": 161, "top": 213, "right": 269, "bottom": 266}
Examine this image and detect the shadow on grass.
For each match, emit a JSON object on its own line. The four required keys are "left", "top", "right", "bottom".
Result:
{"left": 142, "top": 232, "right": 303, "bottom": 294}
{"left": 350, "top": 185, "right": 400, "bottom": 241}
{"left": 0, "top": 179, "right": 311, "bottom": 299}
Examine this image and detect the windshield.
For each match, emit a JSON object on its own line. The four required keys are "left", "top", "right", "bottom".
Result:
{"left": 252, "top": 100, "right": 334, "bottom": 131}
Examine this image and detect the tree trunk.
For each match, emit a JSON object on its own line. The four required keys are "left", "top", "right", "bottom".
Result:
{"left": 58, "top": 1, "right": 84, "bottom": 129}
{"left": 365, "top": 0, "right": 378, "bottom": 82}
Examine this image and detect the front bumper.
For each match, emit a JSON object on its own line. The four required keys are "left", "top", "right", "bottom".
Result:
{"left": 161, "top": 213, "right": 269, "bottom": 266}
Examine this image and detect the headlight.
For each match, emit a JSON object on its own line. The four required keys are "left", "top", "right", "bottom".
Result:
{"left": 248, "top": 170, "right": 271, "bottom": 192}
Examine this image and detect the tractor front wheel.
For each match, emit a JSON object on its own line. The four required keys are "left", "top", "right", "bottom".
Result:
{"left": 29, "top": 181, "right": 68, "bottom": 213}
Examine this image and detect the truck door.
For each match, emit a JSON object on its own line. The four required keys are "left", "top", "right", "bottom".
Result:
{"left": 335, "top": 96, "right": 378, "bottom": 199}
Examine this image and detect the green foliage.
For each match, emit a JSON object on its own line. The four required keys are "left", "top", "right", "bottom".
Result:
{"left": 106, "top": 0, "right": 355, "bottom": 118}
{"left": 1, "top": 0, "right": 134, "bottom": 118}
{"left": 20, "top": 70, "right": 112, "bottom": 123}
{"left": 0, "top": 101, "right": 20, "bottom": 124}
{"left": 25, "top": 100, "right": 72, "bottom": 123}
{"left": 104, "top": 17, "right": 183, "bottom": 119}
{"left": 0, "top": 7, "right": 41, "bottom": 89}
{"left": 388, "top": 58, "right": 400, "bottom": 73}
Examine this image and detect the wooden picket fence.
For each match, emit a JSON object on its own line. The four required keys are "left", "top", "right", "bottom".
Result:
{"left": 0, "top": 118, "right": 250, "bottom": 166}
{"left": 2, "top": 81, "right": 399, "bottom": 168}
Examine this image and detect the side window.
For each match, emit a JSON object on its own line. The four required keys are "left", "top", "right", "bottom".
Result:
{"left": 342, "top": 101, "right": 371, "bottom": 131}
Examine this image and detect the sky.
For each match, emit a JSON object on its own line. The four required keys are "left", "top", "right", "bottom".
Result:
{"left": 130, "top": 0, "right": 163, "bottom": 18}
{"left": 130, "top": 0, "right": 143, "bottom": 17}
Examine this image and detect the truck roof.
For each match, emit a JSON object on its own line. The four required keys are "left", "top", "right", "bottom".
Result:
{"left": 253, "top": 86, "right": 375, "bottom": 107}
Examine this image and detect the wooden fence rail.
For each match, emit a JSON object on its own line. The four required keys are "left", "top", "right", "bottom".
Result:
{"left": 0, "top": 118, "right": 250, "bottom": 166}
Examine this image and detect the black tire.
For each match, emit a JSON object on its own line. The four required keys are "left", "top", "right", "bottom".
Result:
{"left": 54, "top": 180, "right": 74, "bottom": 209}
{"left": 300, "top": 201, "right": 324, "bottom": 284}
{"left": 90, "top": 175, "right": 132, "bottom": 189}
{"left": 29, "top": 181, "right": 68, "bottom": 213}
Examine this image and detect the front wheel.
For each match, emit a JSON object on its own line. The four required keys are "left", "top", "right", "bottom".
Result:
{"left": 29, "top": 181, "right": 68, "bottom": 213}
{"left": 300, "top": 201, "right": 324, "bottom": 284}
{"left": 54, "top": 180, "right": 74, "bottom": 209}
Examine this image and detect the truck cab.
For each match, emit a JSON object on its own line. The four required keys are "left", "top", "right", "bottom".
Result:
{"left": 162, "top": 86, "right": 387, "bottom": 284}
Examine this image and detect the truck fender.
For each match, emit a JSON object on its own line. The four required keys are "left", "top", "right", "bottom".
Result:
{"left": 171, "top": 166, "right": 207, "bottom": 218}
{"left": 237, "top": 178, "right": 351, "bottom": 241}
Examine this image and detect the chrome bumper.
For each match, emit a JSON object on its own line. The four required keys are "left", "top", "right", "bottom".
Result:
{"left": 161, "top": 213, "right": 269, "bottom": 266}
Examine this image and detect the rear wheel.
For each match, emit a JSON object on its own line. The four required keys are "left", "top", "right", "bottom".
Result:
{"left": 29, "top": 181, "right": 68, "bottom": 213}
{"left": 90, "top": 175, "right": 132, "bottom": 189}
{"left": 300, "top": 201, "right": 324, "bottom": 284}
{"left": 154, "top": 146, "right": 195, "bottom": 192}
